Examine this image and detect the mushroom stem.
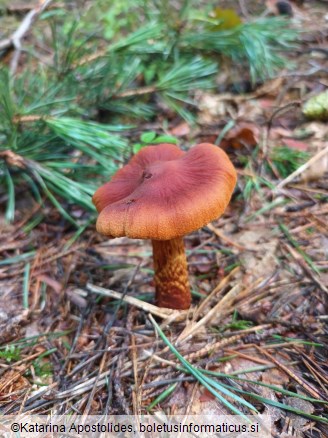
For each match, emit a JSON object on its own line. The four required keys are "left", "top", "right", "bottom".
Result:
{"left": 152, "top": 237, "right": 191, "bottom": 309}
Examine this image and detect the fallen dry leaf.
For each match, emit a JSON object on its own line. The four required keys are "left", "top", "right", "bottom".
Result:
{"left": 199, "top": 388, "right": 216, "bottom": 402}
{"left": 188, "top": 387, "right": 231, "bottom": 416}
{"left": 221, "top": 123, "right": 260, "bottom": 149}
{"left": 169, "top": 122, "right": 190, "bottom": 137}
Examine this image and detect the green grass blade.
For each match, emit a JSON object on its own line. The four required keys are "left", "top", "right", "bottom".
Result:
{"left": 219, "top": 382, "right": 328, "bottom": 424}
{"left": 23, "top": 263, "right": 31, "bottom": 309}
{"left": 202, "top": 369, "right": 328, "bottom": 405}
{"left": 146, "top": 383, "right": 178, "bottom": 411}
{"left": 0, "top": 251, "right": 36, "bottom": 266}
{"left": 149, "top": 315, "right": 256, "bottom": 419}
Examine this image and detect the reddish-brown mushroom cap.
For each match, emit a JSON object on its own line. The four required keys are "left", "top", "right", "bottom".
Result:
{"left": 93, "top": 142, "right": 237, "bottom": 310}
{"left": 93, "top": 143, "right": 237, "bottom": 240}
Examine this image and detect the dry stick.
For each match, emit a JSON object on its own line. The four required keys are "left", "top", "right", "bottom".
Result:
{"left": 176, "top": 283, "right": 242, "bottom": 345}
{"left": 309, "top": 213, "right": 328, "bottom": 234}
{"left": 66, "top": 346, "right": 116, "bottom": 377}
{"left": 281, "top": 241, "right": 328, "bottom": 295}
{"left": 137, "top": 318, "right": 168, "bottom": 412}
{"left": 301, "top": 357, "right": 328, "bottom": 394}
{"left": 86, "top": 283, "right": 189, "bottom": 320}
{"left": 82, "top": 351, "right": 108, "bottom": 416}
{"left": 174, "top": 381, "right": 199, "bottom": 438}
{"left": 128, "top": 309, "right": 142, "bottom": 417}
{"left": 116, "top": 86, "right": 157, "bottom": 98}
{"left": 12, "top": 115, "right": 45, "bottom": 123}
{"left": 224, "top": 349, "right": 272, "bottom": 366}
{"left": 177, "top": 276, "right": 264, "bottom": 345}
{"left": 74, "top": 50, "right": 107, "bottom": 67}
{"left": 289, "top": 183, "right": 328, "bottom": 198}
{"left": 55, "top": 362, "right": 117, "bottom": 399}
{"left": 276, "top": 145, "right": 328, "bottom": 190}
{"left": 17, "top": 387, "right": 32, "bottom": 416}
{"left": 113, "top": 309, "right": 134, "bottom": 415}
{"left": 0, "top": 150, "right": 26, "bottom": 168}
{"left": 143, "top": 351, "right": 179, "bottom": 369}
{"left": 18, "top": 380, "right": 60, "bottom": 412}
{"left": 241, "top": 341, "right": 305, "bottom": 351}
{"left": 183, "top": 379, "right": 199, "bottom": 418}
{"left": 206, "top": 223, "right": 252, "bottom": 251}
{"left": 238, "top": 0, "right": 250, "bottom": 18}
{"left": 255, "top": 346, "right": 322, "bottom": 400}
{"left": 131, "top": 331, "right": 141, "bottom": 416}
{"left": 296, "top": 347, "right": 328, "bottom": 387}
{"left": 193, "top": 266, "right": 240, "bottom": 320}
{"left": 234, "top": 276, "right": 265, "bottom": 302}
{"left": 184, "top": 324, "right": 272, "bottom": 362}
{"left": 0, "top": 0, "right": 54, "bottom": 73}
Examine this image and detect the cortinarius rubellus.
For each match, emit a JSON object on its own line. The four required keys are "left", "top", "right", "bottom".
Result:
{"left": 92, "top": 143, "right": 237, "bottom": 310}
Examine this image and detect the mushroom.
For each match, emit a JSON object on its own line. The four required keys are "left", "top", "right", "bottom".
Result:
{"left": 92, "top": 143, "right": 237, "bottom": 310}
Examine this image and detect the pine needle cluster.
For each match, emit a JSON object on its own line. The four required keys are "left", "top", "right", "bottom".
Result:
{"left": 0, "top": 0, "right": 297, "bottom": 223}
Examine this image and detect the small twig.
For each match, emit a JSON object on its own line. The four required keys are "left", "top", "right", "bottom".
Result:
{"left": 300, "top": 356, "right": 328, "bottom": 393}
{"left": 55, "top": 364, "right": 117, "bottom": 399}
{"left": 58, "top": 304, "right": 93, "bottom": 376}
{"left": 184, "top": 324, "right": 272, "bottom": 362}
{"left": 281, "top": 241, "right": 328, "bottom": 295}
{"left": 12, "top": 115, "right": 46, "bottom": 123}
{"left": 113, "top": 309, "right": 134, "bottom": 415}
{"left": 224, "top": 349, "right": 272, "bottom": 366}
{"left": 0, "top": 150, "right": 26, "bottom": 168}
{"left": 131, "top": 325, "right": 141, "bottom": 415}
{"left": 85, "top": 283, "right": 189, "bottom": 320}
{"left": 238, "top": 0, "right": 250, "bottom": 19}
{"left": 193, "top": 266, "right": 240, "bottom": 320}
{"left": 276, "top": 145, "right": 328, "bottom": 190}
{"left": 115, "top": 85, "right": 157, "bottom": 98}
{"left": 206, "top": 223, "right": 253, "bottom": 251}
{"left": 176, "top": 284, "right": 242, "bottom": 345}
{"left": 255, "top": 346, "right": 323, "bottom": 400}
{"left": 0, "top": 0, "right": 54, "bottom": 73}
{"left": 142, "top": 376, "right": 193, "bottom": 390}
{"left": 74, "top": 49, "right": 107, "bottom": 67}
{"left": 281, "top": 63, "right": 328, "bottom": 77}
{"left": 82, "top": 351, "right": 109, "bottom": 416}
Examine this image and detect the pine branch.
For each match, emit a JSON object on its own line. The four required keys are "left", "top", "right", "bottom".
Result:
{"left": 0, "top": 1, "right": 298, "bottom": 222}
{"left": 182, "top": 17, "right": 297, "bottom": 80}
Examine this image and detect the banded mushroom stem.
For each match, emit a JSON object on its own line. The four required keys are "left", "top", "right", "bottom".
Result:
{"left": 152, "top": 237, "right": 191, "bottom": 309}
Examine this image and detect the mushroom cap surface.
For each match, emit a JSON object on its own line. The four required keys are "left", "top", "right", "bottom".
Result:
{"left": 93, "top": 143, "right": 237, "bottom": 240}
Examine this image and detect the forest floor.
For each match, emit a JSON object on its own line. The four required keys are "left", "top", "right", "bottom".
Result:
{"left": 0, "top": 1, "right": 327, "bottom": 437}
